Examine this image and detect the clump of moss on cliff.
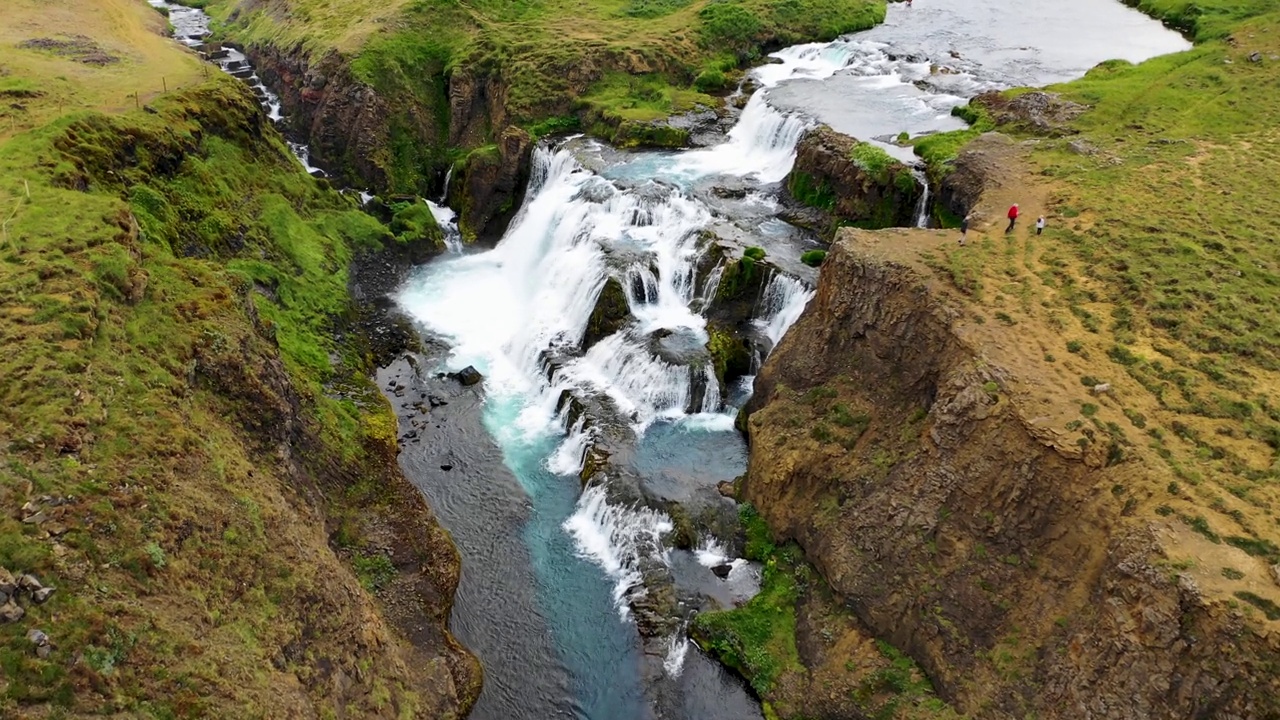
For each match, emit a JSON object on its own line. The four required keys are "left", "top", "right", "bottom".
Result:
{"left": 0, "top": 77, "right": 478, "bottom": 716}
{"left": 692, "top": 506, "right": 957, "bottom": 720}
{"left": 786, "top": 127, "right": 923, "bottom": 236}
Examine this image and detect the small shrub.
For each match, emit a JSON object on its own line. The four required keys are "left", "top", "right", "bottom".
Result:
{"left": 994, "top": 311, "right": 1015, "bottom": 325}
{"left": 744, "top": 246, "right": 766, "bottom": 262}
{"left": 800, "top": 249, "right": 827, "bottom": 267}
{"left": 1080, "top": 375, "right": 1102, "bottom": 387}
{"left": 694, "top": 68, "right": 727, "bottom": 92}
{"left": 1081, "top": 403, "right": 1099, "bottom": 417}
{"left": 1066, "top": 340, "right": 1084, "bottom": 354}
{"left": 810, "top": 423, "right": 834, "bottom": 443}
{"left": 353, "top": 553, "right": 397, "bottom": 592}
{"left": 1222, "top": 567, "right": 1245, "bottom": 580}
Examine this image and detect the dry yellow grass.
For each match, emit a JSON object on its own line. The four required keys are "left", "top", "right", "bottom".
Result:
{"left": 0, "top": 0, "right": 205, "bottom": 141}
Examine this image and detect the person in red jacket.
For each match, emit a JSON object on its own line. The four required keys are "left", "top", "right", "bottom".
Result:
{"left": 1006, "top": 203, "right": 1019, "bottom": 233}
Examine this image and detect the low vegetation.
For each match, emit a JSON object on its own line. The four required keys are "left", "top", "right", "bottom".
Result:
{"left": 692, "top": 505, "right": 957, "bottom": 719}
{"left": 0, "top": 60, "right": 463, "bottom": 713}
{"left": 204, "top": 0, "right": 887, "bottom": 190}
{"left": 918, "top": 0, "right": 1280, "bottom": 606}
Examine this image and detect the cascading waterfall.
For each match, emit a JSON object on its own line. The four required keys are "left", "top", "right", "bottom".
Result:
{"left": 755, "top": 272, "right": 817, "bottom": 351}
{"left": 562, "top": 485, "right": 674, "bottom": 616}
{"left": 394, "top": 28, "right": 839, "bottom": 708}
{"left": 696, "top": 262, "right": 725, "bottom": 311}
{"left": 425, "top": 199, "right": 464, "bottom": 253}
{"left": 440, "top": 164, "right": 454, "bottom": 203}
{"left": 912, "top": 168, "right": 931, "bottom": 228}
{"left": 148, "top": 0, "right": 316, "bottom": 170}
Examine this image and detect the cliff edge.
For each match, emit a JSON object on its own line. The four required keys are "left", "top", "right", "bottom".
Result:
{"left": 742, "top": 223, "right": 1279, "bottom": 718}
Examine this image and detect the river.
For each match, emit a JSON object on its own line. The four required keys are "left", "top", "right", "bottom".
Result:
{"left": 148, "top": 0, "right": 1189, "bottom": 718}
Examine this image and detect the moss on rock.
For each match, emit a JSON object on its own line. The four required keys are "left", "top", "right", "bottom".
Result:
{"left": 584, "top": 276, "right": 631, "bottom": 350}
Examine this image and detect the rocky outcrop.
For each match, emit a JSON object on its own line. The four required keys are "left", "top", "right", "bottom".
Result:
{"left": 584, "top": 276, "right": 631, "bottom": 350}
{"left": 739, "top": 229, "right": 1280, "bottom": 719}
{"left": 782, "top": 125, "right": 922, "bottom": 237}
{"left": 248, "top": 44, "right": 414, "bottom": 190}
{"left": 247, "top": 44, "right": 528, "bottom": 240}
{"left": 971, "top": 90, "right": 1087, "bottom": 136}
{"left": 454, "top": 126, "right": 534, "bottom": 242}
{"left": 933, "top": 132, "right": 1016, "bottom": 222}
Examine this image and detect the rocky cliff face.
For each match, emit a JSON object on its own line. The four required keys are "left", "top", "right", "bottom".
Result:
{"left": 250, "top": 44, "right": 406, "bottom": 190}
{"left": 740, "top": 229, "right": 1280, "bottom": 719}
{"left": 453, "top": 126, "right": 534, "bottom": 243}
{"left": 248, "top": 44, "right": 531, "bottom": 240}
{"left": 782, "top": 125, "right": 922, "bottom": 237}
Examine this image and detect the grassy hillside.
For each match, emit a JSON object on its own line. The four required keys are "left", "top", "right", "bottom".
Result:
{"left": 917, "top": 0, "right": 1280, "bottom": 615}
{"left": 204, "top": 0, "right": 885, "bottom": 190}
{"left": 0, "top": 2, "right": 473, "bottom": 716}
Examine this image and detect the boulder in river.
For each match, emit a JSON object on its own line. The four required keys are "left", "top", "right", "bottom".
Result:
{"left": 583, "top": 276, "right": 630, "bottom": 351}
{"left": 450, "top": 366, "right": 483, "bottom": 386}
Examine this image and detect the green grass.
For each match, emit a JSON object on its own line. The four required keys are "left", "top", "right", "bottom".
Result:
{"left": 691, "top": 505, "right": 803, "bottom": 695}
{"left": 801, "top": 249, "right": 827, "bottom": 267}
{"left": 0, "top": 77, "right": 443, "bottom": 715}
{"left": 925, "top": 0, "right": 1280, "bottom": 561}
{"left": 207, "top": 0, "right": 887, "bottom": 190}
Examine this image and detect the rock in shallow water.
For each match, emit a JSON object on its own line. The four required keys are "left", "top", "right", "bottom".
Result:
{"left": 451, "top": 366, "right": 483, "bottom": 386}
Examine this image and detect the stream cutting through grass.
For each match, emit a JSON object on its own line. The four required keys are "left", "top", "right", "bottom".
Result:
{"left": 150, "top": 1, "right": 1188, "bottom": 717}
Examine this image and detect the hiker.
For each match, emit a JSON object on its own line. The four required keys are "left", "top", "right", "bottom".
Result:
{"left": 1006, "top": 203, "right": 1019, "bottom": 233}
{"left": 1036, "top": 216, "right": 1046, "bottom": 235}
{"left": 959, "top": 215, "right": 969, "bottom": 245}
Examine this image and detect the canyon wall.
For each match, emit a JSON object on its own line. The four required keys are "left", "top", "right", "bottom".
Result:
{"left": 739, "top": 230, "right": 1280, "bottom": 718}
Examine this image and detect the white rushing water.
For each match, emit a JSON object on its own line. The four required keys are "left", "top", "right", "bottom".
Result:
{"left": 398, "top": 40, "right": 830, "bottom": 665}
{"left": 562, "top": 485, "right": 674, "bottom": 618}
{"left": 149, "top": 0, "right": 317, "bottom": 171}
{"left": 425, "top": 199, "right": 464, "bottom": 253}
{"left": 756, "top": 272, "right": 817, "bottom": 351}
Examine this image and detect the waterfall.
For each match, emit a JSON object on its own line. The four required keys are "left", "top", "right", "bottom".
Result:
{"left": 397, "top": 37, "right": 845, "bottom": 628}
{"left": 547, "top": 415, "right": 592, "bottom": 475}
{"left": 424, "top": 199, "right": 463, "bottom": 253}
{"left": 756, "top": 272, "right": 816, "bottom": 350}
{"left": 663, "top": 633, "right": 690, "bottom": 678}
{"left": 675, "top": 94, "right": 813, "bottom": 184}
{"left": 562, "top": 485, "right": 674, "bottom": 618}
{"left": 699, "top": 363, "right": 722, "bottom": 414}
{"left": 696, "top": 262, "right": 724, "bottom": 311}
{"left": 912, "top": 168, "right": 931, "bottom": 228}
{"left": 440, "top": 164, "right": 454, "bottom": 203}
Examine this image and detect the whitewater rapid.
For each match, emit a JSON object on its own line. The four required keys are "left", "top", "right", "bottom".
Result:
{"left": 397, "top": 42, "right": 830, "bottom": 686}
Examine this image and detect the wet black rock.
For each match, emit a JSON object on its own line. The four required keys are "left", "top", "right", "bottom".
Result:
{"left": 428, "top": 395, "right": 447, "bottom": 408}
{"left": 451, "top": 366, "right": 483, "bottom": 386}
{"left": 712, "top": 563, "right": 733, "bottom": 579}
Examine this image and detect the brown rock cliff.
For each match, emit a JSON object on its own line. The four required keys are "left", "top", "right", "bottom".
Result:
{"left": 741, "top": 229, "right": 1280, "bottom": 719}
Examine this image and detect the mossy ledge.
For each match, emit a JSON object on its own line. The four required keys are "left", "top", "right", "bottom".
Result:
{"left": 206, "top": 0, "right": 888, "bottom": 204}
{"left": 0, "top": 77, "right": 479, "bottom": 717}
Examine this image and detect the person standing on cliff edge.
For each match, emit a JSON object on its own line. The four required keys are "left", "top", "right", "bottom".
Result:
{"left": 959, "top": 215, "right": 969, "bottom": 245}
{"left": 1006, "top": 203, "right": 1019, "bottom": 233}
{"left": 1036, "top": 216, "right": 1046, "bottom": 235}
